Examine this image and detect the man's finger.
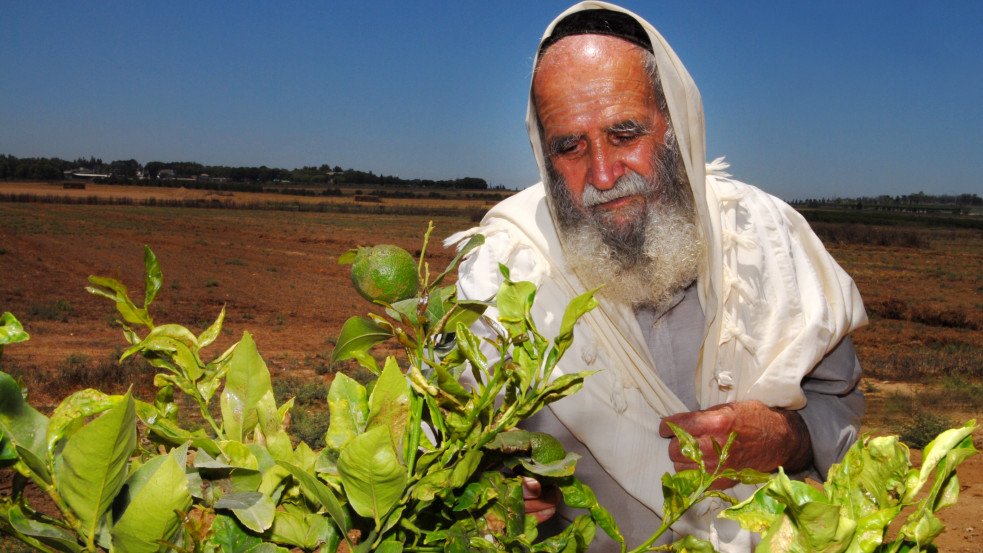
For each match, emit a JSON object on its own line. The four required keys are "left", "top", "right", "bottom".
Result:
{"left": 659, "top": 410, "right": 705, "bottom": 438}
{"left": 522, "top": 478, "right": 559, "bottom": 523}
{"left": 521, "top": 476, "right": 541, "bottom": 499}
{"left": 528, "top": 505, "right": 556, "bottom": 524}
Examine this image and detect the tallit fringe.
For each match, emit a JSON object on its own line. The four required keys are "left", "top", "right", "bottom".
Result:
{"left": 705, "top": 156, "right": 732, "bottom": 177}
{"left": 443, "top": 227, "right": 481, "bottom": 250}
{"left": 610, "top": 370, "right": 629, "bottom": 413}
{"left": 720, "top": 313, "right": 758, "bottom": 356}
{"left": 722, "top": 264, "right": 756, "bottom": 306}
{"left": 721, "top": 227, "right": 757, "bottom": 251}
{"left": 714, "top": 187, "right": 748, "bottom": 204}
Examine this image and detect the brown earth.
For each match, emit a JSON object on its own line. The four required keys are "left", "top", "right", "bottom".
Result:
{"left": 1, "top": 182, "right": 981, "bottom": 551}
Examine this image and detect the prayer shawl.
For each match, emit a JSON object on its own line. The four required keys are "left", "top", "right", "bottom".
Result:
{"left": 448, "top": 2, "right": 867, "bottom": 549}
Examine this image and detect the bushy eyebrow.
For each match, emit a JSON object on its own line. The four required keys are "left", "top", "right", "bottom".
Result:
{"left": 547, "top": 135, "right": 581, "bottom": 157}
{"left": 545, "top": 119, "right": 653, "bottom": 157}
{"left": 607, "top": 119, "right": 652, "bottom": 135}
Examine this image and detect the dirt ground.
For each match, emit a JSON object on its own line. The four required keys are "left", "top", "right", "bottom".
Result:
{"left": 1, "top": 183, "right": 981, "bottom": 551}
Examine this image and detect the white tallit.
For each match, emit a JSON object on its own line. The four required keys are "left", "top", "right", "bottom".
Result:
{"left": 448, "top": 2, "right": 867, "bottom": 549}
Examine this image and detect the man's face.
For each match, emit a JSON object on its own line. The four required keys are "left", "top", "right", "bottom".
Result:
{"left": 533, "top": 34, "right": 669, "bottom": 238}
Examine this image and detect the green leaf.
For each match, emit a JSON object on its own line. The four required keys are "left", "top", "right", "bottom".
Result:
{"left": 219, "top": 440, "right": 260, "bottom": 470}
{"left": 209, "top": 513, "right": 265, "bottom": 553}
{"left": 668, "top": 534, "right": 717, "bottom": 552}
{"left": 907, "top": 419, "right": 977, "bottom": 501}
{"left": 386, "top": 298, "right": 421, "bottom": 327}
{"left": 215, "top": 491, "right": 277, "bottom": 533}
{"left": 433, "top": 363, "right": 471, "bottom": 403}
{"left": 411, "top": 467, "right": 453, "bottom": 501}
{"left": 198, "top": 305, "right": 226, "bottom": 349}
{"left": 554, "top": 288, "right": 598, "bottom": 359}
{"left": 122, "top": 324, "right": 204, "bottom": 381}
{"left": 733, "top": 468, "right": 858, "bottom": 553}
{"left": 496, "top": 279, "right": 537, "bottom": 336}
{"left": 558, "top": 478, "right": 622, "bottom": 546}
{"left": 252, "top": 390, "right": 292, "bottom": 459}
{"left": 484, "top": 429, "right": 536, "bottom": 453}
{"left": 720, "top": 487, "right": 786, "bottom": 533}
{"left": 337, "top": 248, "right": 358, "bottom": 264}
{"left": 0, "top": 312, "right": 30, "bottom": 347}
{"left": 0, "top": 371, "right": 50, "bottom": 478}
{"left": 435, "top": 300, "right": 488, "bottom": 337}
{"left": 331, "top": 316, "right": 392, "bottom": 366}
{"left": 220, "top": 332, "right": 274, "bottom": 442}
{"left": 787, "top": 500, "right": 857, "bottom": 552}
{"left": 898, "top": 510, "right": 946, "bottom": 548}
{"left": 86, "top": 275, "right": 152, "bottom": 327}
{"left": 453, "top": 470, "right": 503, "bottom": 512}
{"left": 7, "top": 503, "right": 82, "bottom": 552}
{"left": 511, "top": 348, "right": 537, "bottom": 396}
{"left": 270, "top": 509, "right": 334, "bottom": 549}
{"left": 454, "top": 324, "right": 488, "bottom": 376}
{"left": 134, "top": 399, "right": 220, "bottom": 456}
{"left": 431, "top": 233, "right": 484, "bottom": 289}
{"left": 47, "top": 389, "right": 119, "bottom": 455}
{"left": 518, "top": 452, "right": 581, "bottom": 478}
{"left": 276, "top": 461, "right": 351, "bottom": 540}
{"left": 366, "top": 358, "right": 411, "bottom": 457}
{"left": 666, "top": 422, "right": 705, "bottom": 471}
{"left": 423, "top": 285, "right": 456, "bottom": 326}
{"left": 517, "top": 372, "right": 591, "bottom": 419}
{"left": 325, "top": 373, "right": 369, "bottom": 459}
{"left": 375, "top": 539, "right": 404, "bottom": 553}
{"left": 54, "top": 391, "right": 136, "bottom": 544}
{"left": 142, "top": 245, "right": 163, "bottom": 307}
{"left": 853, "top": 506, "right": 903, "bottom": 552}
{"left": 530, "top": 513, "right": 596, "bottom": 552}
{"left": 152, "top": 384, "right": 177, "bottom": 420}
{"left": 825, "top": 434, "right": 910, "bottom": 520}
{"left": 450, "top": 449, "right": 483, "bottom": 487}
{"left": 111, "top": 448, "right": 192, "bottom": 553}
{"left": 337, "top": 425, "right": 407, "bottom": 523}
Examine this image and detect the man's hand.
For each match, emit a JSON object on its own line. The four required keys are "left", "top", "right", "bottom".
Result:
{"left": 522, "top": 476, "right": 559, "bottom": 523}
{"left": 658, "top": 400, "right": 812, "bottom": 489}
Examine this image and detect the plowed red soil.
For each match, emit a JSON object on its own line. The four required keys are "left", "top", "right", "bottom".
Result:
{"left": 1, "top": 182, "right": 981, "bottom": 551}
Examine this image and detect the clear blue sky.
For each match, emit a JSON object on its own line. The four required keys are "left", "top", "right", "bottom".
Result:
{"left": 2, "top": 1, "right": 980, "bottom": 200}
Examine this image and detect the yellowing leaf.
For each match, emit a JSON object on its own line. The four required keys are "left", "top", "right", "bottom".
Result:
{"left": 338, "top": 425, "right": 407, "bottom": 524}
{"left": 220, "top": 332, "right": 274, "bottom": 442}
{"left": 55, "top": 392, "right": 136, "bottom": 544}
{"left": 111, "top": 448, "right": 191, "bottom": 553}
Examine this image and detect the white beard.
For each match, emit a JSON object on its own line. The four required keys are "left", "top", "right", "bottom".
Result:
{"left": 544, "top": 120, "right": 704, "bottom": 309}
{"left": 562, "top": 201, "right": 703, "bottom": 309}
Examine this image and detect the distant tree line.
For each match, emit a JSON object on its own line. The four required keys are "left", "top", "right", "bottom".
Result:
{"left": 0, "top": 191, "right": 489, "bottom": 223}
{"left": 0, "top": 154, "right": 491, "bottom": 190}
{"left": 790, "top": 192, "right": 981, "bottom": 216}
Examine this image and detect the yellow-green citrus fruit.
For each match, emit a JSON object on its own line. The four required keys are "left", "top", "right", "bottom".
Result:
{"left": 350, "top": 245, "right": 420, "bottom": 304}
{"left": 530, "top": 432, "right": 566, "bottom": 464}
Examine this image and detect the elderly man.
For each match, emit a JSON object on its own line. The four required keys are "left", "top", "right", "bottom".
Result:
{"left": 449, "top": 2, "right": 867, "bottom": 550}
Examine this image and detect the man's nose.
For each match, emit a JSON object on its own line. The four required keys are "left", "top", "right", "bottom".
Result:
{"left": 586, "top": 143, "right": 623, "bottom": 191}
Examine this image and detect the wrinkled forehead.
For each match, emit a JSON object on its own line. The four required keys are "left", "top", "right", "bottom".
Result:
{"left": 538, "top": 8, "right": 653, "bottom": 62}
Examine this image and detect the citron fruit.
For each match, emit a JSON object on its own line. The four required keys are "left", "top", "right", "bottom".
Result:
{"left": 350, "top": 244, "right": 420, "bottom": 304}
{"left": 530, "top": 432, "right": 566, "bottom": 464}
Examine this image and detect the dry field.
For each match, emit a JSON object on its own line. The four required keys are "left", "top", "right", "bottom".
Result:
{"left": 1, "top": 182, "right": 981, "bottom": 550}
